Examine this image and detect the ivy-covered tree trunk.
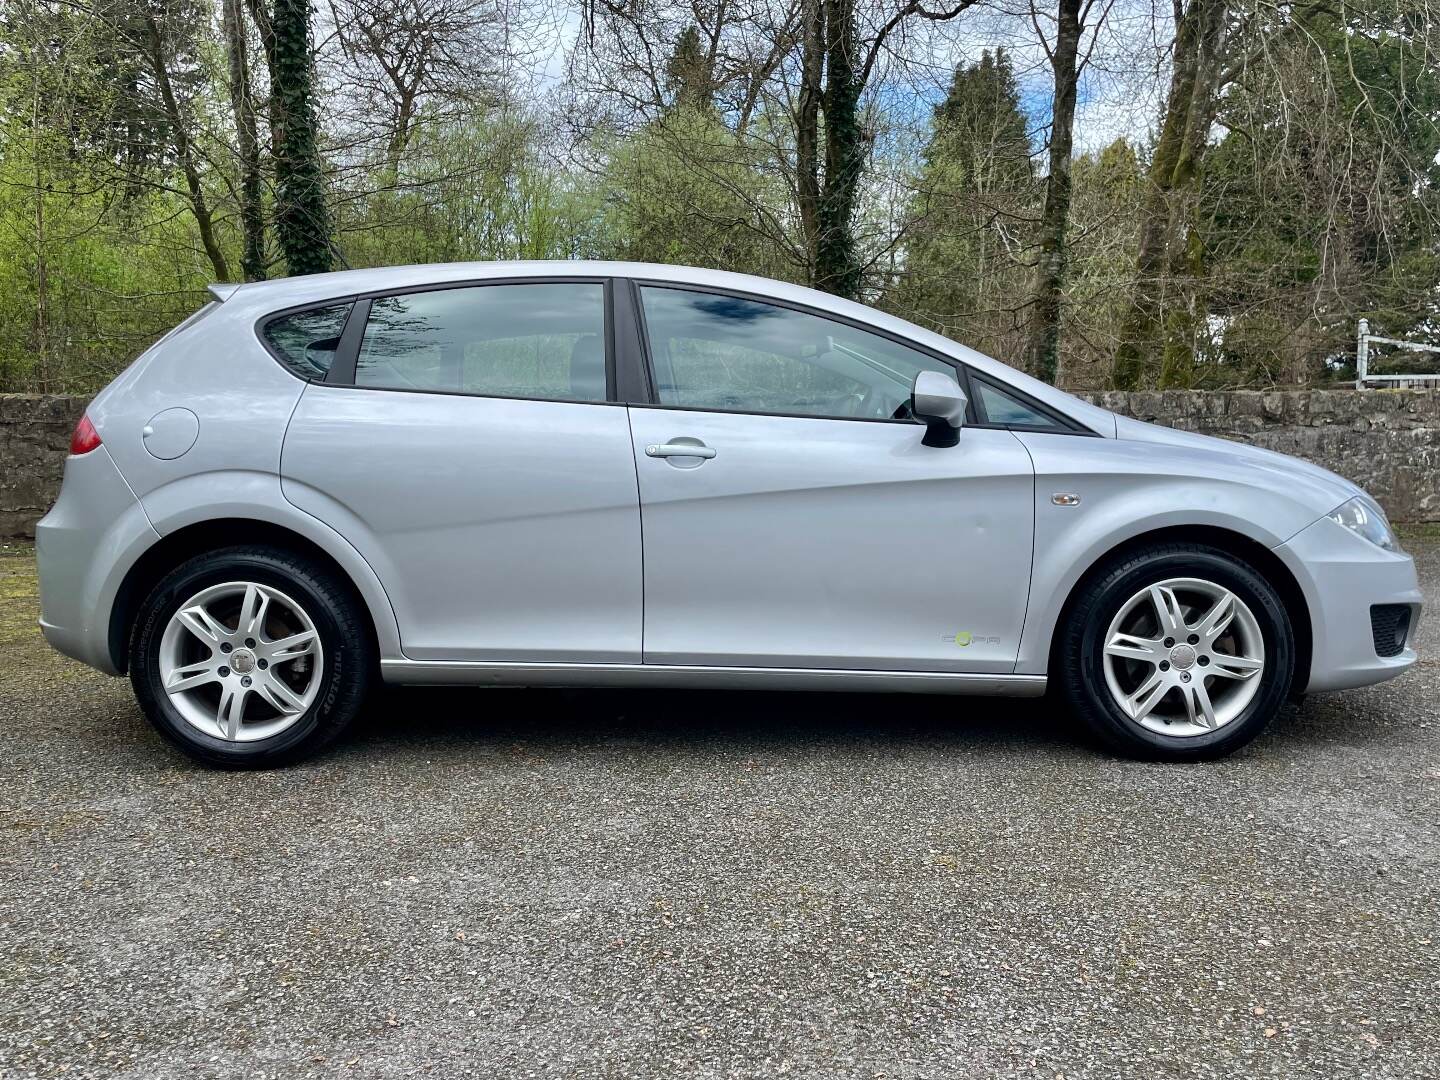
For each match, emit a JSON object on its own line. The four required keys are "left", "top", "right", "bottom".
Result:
{"left": 267, "top": 0, "right": 332, "bottom": 276}
{"left": 224, "top": 0, "right": 266, "bottom": 281}
{"left": 1024, "top": 0, "right": 1082, "bottom": 385}
{"left": 1112, "top": 0, "right": 1228, "bottom": 388}
{"left": 792, "top": 0, "right": 865, "bottom": 299}
{"left": 815, "top": 0, "right": 863, "bottom": 300}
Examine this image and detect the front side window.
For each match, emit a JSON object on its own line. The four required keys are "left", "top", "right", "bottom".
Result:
{"left": 263, "top": 303, "right": 353, "bottom": 379}
{"left": 973, "top": 378, "right": 1066, "bottom": 430}
{"left": 639, "top": 286, "right": 955, "bottom": 421}
{"left": 354, "top": 283, "right": 607, "bottom": 401}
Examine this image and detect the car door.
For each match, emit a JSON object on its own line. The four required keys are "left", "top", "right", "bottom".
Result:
{"left": 279, "top": 279, "right": 643, "bottom": 663}
{"left": 625, "top": 283, "right": 1039, "bottom": 674}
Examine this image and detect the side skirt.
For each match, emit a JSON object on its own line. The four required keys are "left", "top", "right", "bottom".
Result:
{"left": 380, "top": 659, "right": 1047, "bottom": 697}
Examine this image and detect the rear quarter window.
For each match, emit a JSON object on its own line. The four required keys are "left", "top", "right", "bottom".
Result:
{"left": 262, "top": 304, "right": 354, "bottom": 379}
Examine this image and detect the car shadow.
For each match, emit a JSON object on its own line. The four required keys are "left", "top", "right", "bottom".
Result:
{"left": 338, "top": 684, "right": 1087, "bottom": 759}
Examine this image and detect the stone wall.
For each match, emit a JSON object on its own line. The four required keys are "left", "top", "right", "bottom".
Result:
{"left": 0, "top": 390, "right": 1436, "bottom": 538}
{"left": 0, "top": 395, "right": 87, "bottom": 540}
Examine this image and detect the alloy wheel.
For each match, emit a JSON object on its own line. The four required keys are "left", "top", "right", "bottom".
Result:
{"left": 1101, "top": 577, "right": 1266, "bottom": 737}
{"left": 157, "top": 581, "right": 324, "bottom": 742}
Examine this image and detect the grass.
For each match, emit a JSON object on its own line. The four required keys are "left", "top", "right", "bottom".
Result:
{"left": 0, "top": 543, "right": 39, "bottom": 649}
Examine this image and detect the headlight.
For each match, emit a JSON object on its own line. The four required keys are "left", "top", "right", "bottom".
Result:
{"left": 1328, "top": 495, "right": 1401, "bottom": 552}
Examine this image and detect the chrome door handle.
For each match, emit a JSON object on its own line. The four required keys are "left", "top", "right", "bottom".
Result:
{"left": 645, "top": 442, "right": 716, "bottom": 459}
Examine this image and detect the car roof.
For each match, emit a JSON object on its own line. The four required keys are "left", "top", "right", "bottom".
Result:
{"left": 222, "top": 260, "right": 1117, "bottom": 436}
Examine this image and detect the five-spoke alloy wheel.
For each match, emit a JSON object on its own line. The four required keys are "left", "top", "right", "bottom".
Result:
{"left": 1060, "top": 544, "right": 1295, "bottom": 761}
{"left": 1101, "top": 578, "right": 1266, "bottom": 737}
{"left": 158, "top": 581, "right": 325, "bottom": 742}
{"left": 131, "top": 545, "right": 373, "bottom": 768}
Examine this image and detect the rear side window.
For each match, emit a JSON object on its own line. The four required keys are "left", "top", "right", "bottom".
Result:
{"left": 263, "top": 303, "right": 353, "bottom": 379}
{"left": 354, "top": 283, "right": 608, "bottom": 401}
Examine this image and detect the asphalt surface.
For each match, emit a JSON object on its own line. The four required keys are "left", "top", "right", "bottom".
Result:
{"left": 1, "top": 537, "right": 1437, "bottom": 1080}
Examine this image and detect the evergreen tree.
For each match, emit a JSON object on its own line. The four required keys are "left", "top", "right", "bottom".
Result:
{"left": 890, "top": 50, "right": 1035, "bottom": 361}
{"left": 665, "top": 25, "right": 714, "bottom": 113}
{"left": 1198, "top": 0, "right": 1440, "bottom": 384}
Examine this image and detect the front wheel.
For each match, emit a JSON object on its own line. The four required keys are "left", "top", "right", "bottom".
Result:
{"left": 1058, "top": 544, "right": 1295, "bottom": 761}
{"left": 130, "top": 546, "right": 374, "bottom": 768}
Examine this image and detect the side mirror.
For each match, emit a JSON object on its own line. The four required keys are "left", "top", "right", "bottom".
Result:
{"left": 910, "top": 371, "right": 967, "bottom": 448}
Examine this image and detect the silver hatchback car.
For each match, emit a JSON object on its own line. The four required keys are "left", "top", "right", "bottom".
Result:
{"left": 36, "top": 262, "right": 1422, "bottom": 766}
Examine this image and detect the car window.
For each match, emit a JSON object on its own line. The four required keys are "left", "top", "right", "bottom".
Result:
{"left": 354, "top": 283, "right": 607, "bottom": 401}
{"left": 973, "top": 379, "right": 1066, "bottom": 430}
{"left": 263, "top": 303, "right": 353, "bottom": 379}
{"left": 639, "top": 286, "right": 955, "bottom": 421}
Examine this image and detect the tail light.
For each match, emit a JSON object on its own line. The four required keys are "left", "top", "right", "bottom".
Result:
{"left": 70, "top": 414, "right": 102, "bottom": 456}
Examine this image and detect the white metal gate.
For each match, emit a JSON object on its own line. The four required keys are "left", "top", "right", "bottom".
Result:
{"left": 1356, "top": 319, "right": 1440, "bottom": 388}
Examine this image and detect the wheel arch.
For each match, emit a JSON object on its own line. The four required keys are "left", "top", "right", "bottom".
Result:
{"left": 108, "top": 517, "right": 394, "bottom": 674}
{"left": 1042, "top": 525, "right": 1312, "bottom": 694}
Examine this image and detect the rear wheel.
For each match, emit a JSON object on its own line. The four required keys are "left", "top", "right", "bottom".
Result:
{"left": 130, "top": 546, "right": 373, "bottom": 768}
{"left": 1058, "top": 544, "right": 1295, "bottom": 760}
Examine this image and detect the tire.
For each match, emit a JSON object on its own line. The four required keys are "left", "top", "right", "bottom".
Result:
{"left": 1057, "top": 543, "right": 1295, "bottom": 761}
{"left": 129, "top": 545, "right": 374, "bottom": 768}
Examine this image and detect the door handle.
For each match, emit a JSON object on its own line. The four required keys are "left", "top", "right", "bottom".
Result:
{"left": 644, "top": 441, "right": 716, "bottom": 460}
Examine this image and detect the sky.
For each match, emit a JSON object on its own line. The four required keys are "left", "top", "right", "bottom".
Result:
{"left": 516, "top": 0, "right": 1177, "bottom": 157}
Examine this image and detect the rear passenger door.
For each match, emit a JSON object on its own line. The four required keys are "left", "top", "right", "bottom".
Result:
{"left": 278, "top": 279, "right": 644, "bottom": 664}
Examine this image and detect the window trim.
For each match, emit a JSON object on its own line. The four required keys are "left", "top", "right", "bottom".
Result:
{"left": 626, "top": 279, "right": 1094, "bottom": 435}
{"left": 325, "top": 298, "right": 371, "bottom": 385}
{"left": 253, "top": 277, "right": 621, "bottom": 407}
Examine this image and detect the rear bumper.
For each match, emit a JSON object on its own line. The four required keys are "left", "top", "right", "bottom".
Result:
{"left": 1276, "top": 516, "right": 1422, "bottom": 693}
{"left": 35, "top": 446, "right": 159, "bottom": 675}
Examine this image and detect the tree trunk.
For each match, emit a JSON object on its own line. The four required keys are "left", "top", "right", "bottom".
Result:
{"left": 30, "top": 81, "right": 51, "bottom": 393}
{"left": 796, "top": 0, "right": 824, "bottom": 283}
{"left": 816, "top": 0, "right": 862, "bottom": 299}
{"left": 142, "top": 13, "right": 232, "bottom": 281}
{"left": 1112, "top": 0, "right": 1228, "bottom": 389}
{"left": 224, "top": 0, "right": 267, "bottom": 281}
{"left": 267, "top": 0, "right": 333, "bottom": 276}
{"left": 1024, "top": 0, "right": 1082, "bottom": 385}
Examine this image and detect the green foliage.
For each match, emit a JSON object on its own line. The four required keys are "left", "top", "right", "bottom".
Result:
{"left": 889, "top": 50, "right": 1036, "bottom": 361}
{"left": 335, "top": 113, "right": 599, "bottom": 266}
{"left": 591, "top": 108, "right": 799, "bottom": 281}
{"left": 0, "top": 118, "right": 214, "bottom": 391}
{"left": 666, "top": 26, "right": 715, "bottom": 112}
{"left": 1198, "top": 0, "right": 1440, "bottom": 384}
{"left": 0, "top": 0, "right": 1437, "bottom": 393}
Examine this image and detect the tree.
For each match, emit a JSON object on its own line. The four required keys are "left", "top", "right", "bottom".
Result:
{"left": 577, "top": 0, "right": 984, "bottom": 299}
{"left": 324, "top": 0, "right": 509, "bottom": 174}
{"left": 797, "top": 0, "right": 981, "bottom": 298}
{"left": 133, "top": 2, "right": 231, "bottom": 280}
{"left": 1199, "top": 0, "right": 1440, "bottom": 384}
{"left": 224, "top": 0, "right": 266, "bottom": 280}
{"left": 890, "top": 50, "right": 1034, "bottom": 358}
{"left": 257, "top": 0, "right": 333, "bottom": 275}
{"left": 666, "top": 24, "right": 717, "bottom": 112}
{"left": 1024, "top": 0, "right": 1115, "bottom": 384}
{"left": 1111, "top": 0, "right": 1230, "bottom": 388}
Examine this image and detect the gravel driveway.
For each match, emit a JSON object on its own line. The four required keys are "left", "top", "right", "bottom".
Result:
{"left": 2, "top": 538, "right": 1437, "bottom": 1080}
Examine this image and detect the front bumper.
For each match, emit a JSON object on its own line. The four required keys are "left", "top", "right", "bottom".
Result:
{"left": 1276, "top": 515, "right": 1423, "bottom": 693}
{"left": 35, "top": 446, "right": 159, "bottom": 675}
